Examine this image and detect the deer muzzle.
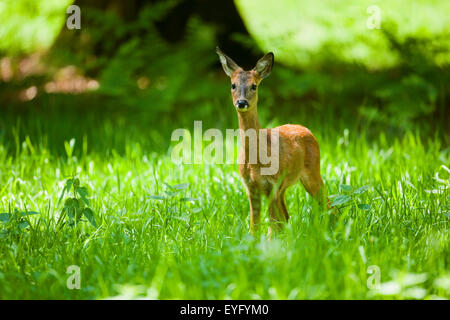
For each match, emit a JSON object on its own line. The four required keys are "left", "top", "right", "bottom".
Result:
{"left": 236, "top": 99, "right": 249, "bottom": 110}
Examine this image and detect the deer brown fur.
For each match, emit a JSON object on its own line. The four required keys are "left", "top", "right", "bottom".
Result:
{"left": 216, "top": 47, "right": 330, "bottom": 238}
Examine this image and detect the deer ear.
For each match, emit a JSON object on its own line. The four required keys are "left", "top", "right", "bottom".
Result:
{"left": 254, "top": 52, "right": 274, "bottom": 79}
{"left": 216, "top": 46, "right": 241, "bottom": 77}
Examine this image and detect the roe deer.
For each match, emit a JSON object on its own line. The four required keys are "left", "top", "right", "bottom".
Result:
{"left": 216, "top": 47, "right": 331, "bottom": 238}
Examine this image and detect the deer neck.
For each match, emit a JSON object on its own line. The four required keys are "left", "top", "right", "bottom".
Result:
{"left": 237, "top": 104, "right": 261, "bottom": 160}
{"left": 237, "top": 107, "right": 260, "bottom": 131}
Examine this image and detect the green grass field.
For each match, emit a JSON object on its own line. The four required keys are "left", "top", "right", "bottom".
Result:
{"left": 0, "top": 105, "right": 448, "bottom": 299}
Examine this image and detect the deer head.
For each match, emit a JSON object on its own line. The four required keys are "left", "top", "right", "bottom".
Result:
{"left": 216, "top": 47, "right": 274, "bottom": 112}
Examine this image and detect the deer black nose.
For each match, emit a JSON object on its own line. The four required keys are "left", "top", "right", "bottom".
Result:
{"left": 236, "top": 100, "right": 249, "bottom": 109}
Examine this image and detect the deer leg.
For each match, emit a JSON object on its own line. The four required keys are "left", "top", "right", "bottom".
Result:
{"left": 300, "top": 169, "right": 331, "bottom": 210}
{"left": 267, "top": 199, "right": 278, "bottom": 240}
{"left": 268, "top": 189, "right": 289, "bottom": 239}
{"left": 248, "top": 191, "right": 261, "bottom": 235}
{"left": 277, "top": 189, "right": 290, "bottom": 221}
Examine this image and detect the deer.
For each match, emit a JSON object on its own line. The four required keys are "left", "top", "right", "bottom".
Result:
{"left": 216, "top": 47, "right": 331, "bottom": 238}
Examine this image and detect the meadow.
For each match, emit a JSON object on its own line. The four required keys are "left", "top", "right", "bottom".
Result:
{"left": 0, "top": 0, "right": 449, "bottom": 301}
{"left": 0, "top": 103, "right": 448, "bottom": 299}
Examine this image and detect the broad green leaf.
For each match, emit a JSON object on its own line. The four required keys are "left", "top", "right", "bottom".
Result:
{"left": 163, "top": 182, "right": 174, "bottom": 190}
{"left": 148, "top": 195, "right": 165, "bottom": 200}
{"left": 20, "top": 211, "right": 39, "bottom": 217}
{"left": 164, "top": 190, "right": 181, "bottom": 197}
{"left": 18, "top": 220, "right": 29, "bottom": 230}
{"left": 358, "top": 204, "right": 371, "bottom": 210}
{"left": 64, "top": 198, "right": 79, "bottom": 209}
{"left": 59, "top": 179, "right": 73, "bottom": 205}
{"left": 64, "top": 206, "right": 76, "bottom": 219}
{"left": 76, "top": 187, "right": 90, "bottom": 205}
{"left": 340, "top": 184, "right": 353, "bottom": 192}
{"left": 354, "top": 185, "right": 370, "bottom": 195}
{"left": 174, "top": 183, "right": 189, "bottom": 190}
{"left": 180, "top": 197, "right": 198, "bottom": 202}
{"left": 65, "top": 179, "right": 74, "bottom": 193}
{"left": 331, "top": 195, "right": 352, "bottom": 207}
{"left": 0, "top": 213, "right": 10, "bottom": 223}
{"left": 82, "top": 208, "right": 97, "bottom": 228}
{"left": 0, "top": 211, "right": 38, "bottom": 223}
{"left": 172, "top": 216, "right": 189, "bottom": 222}
{"left": 64, "top": 198, "right": 79, "bottom": 220}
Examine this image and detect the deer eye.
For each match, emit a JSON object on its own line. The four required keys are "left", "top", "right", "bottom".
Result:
{"left": 231, "top": 83, "right": 236, "bottom": 90}
{"left": 251, "top": 84, "right": 257, "bottom": 91}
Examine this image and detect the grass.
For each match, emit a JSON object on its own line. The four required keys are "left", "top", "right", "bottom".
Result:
{"left": 0, "top": 104, "right": 448, "bottom": 300}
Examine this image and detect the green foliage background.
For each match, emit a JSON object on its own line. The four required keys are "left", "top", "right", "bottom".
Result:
{"left": 0, "top": 0, "right": 72, "bottom": 54}
{"left": 0, "top": 0, "right": 448, "bottom": 300}
{"left": 236, "top": 0, "right": 450, "bottom": 69}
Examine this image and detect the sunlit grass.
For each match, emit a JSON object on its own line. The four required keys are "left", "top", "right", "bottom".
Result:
{"left": 0, "top": 110, "right": 448, "bottom": 299}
